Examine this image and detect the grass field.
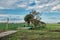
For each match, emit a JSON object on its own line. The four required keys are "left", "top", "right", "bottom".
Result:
{"left": 46, "top": 24, "right": 60, "bottom": 30}
{"left": 0, "top": 23, "right": 60, "bottom": 40}
{"left": 0, "top": 23, "right": 60, "bottom": 30}
{"left": 4, "top": 30, "right": 60, "bottom": 40}
{"left": 0, "top": 23, "right": 25, "bottom": 31}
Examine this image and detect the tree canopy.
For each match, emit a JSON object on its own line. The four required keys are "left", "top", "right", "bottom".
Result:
{"left": 24, "top": 14, "right": 34, "bottom": 26}
{"left": 24, "top": 10, "right": 46, "bottom": 29}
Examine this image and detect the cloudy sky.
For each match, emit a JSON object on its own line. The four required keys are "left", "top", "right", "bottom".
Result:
{"left": 0, "top": 0, "right": 60, "bottom": 23}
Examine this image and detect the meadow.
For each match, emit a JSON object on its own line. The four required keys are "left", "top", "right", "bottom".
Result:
{"left": 3, "top": 30, "right": 60, "bottom": 40}
{"left": 0, "top": 23, "right": 25, "bottom": 31}
{"left": 0, "top": 23, "right": 60, "bottom": 30}
{"left": 0, "top": 23, "right": 60, "bottom": 40}
{"left": 46, "top": 23, "right": 60, "bottom": 30}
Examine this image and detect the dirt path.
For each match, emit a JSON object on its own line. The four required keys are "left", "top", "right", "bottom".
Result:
{"left": 0, "top": 30, "right": 17, "bottom": 38}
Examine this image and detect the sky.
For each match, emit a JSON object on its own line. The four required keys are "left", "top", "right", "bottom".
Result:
{"left": 0, "top": 0, "right": 60, "bottom": 23}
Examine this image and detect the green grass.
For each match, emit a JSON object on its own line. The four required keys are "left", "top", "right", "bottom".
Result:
{"left": 0, "top": 23, "right": 60, "bottom": 31}
{"left": 5, "top": 30, "right": 60, "bottom": 40}
{"left": 0, "top": 23, "right": 60, "bottom": 40}
{"left": 46, "top": 24, "right": 60, "bottom": 30}
{"left": 0, "top": 23, "right": 25, "bottom": 30}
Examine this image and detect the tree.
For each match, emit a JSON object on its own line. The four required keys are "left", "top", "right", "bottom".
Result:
{"left": 24, "top": 14, "right": 34, "bottom": 26}
{"left": 31, "top": 19, "right": 40, "bottom": 29}
{"left": 31, "top": 11, "right": 41, "bottom": 27}
{"left": 24, "top": 10, "right": 46, "bottom": 29}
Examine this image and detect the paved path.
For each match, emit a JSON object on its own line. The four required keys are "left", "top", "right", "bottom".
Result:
{"left": 0, "top": 30, "right": 17, "bottom": 38}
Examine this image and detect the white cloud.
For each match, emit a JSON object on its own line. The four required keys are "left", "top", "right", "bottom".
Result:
{"left": 0, "top": 7, "right": 5, "bottom": 9}
{"left": 52, "top": 4, "right": 60, "bottom": 11}
{"left": 35, "top": 0, "right": 40, "bottom": 5}
{"left": 26, "top": 0, "right": 60, "bottom": 11}
{"left": 16, "top": 2, "right": 28, "bottom": 8}
{"left": 0, "top": 0, "right": 18, "bottom": 9}
{"left": 0, "top": 0, "right": 60, "bottom": 11}
{"left": 17, "top": 4, "right": 26, "bottom": 8}
{"left": 0, "top": 7, "right": 12, "bottom": 9}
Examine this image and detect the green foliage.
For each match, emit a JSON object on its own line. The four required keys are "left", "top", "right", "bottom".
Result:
{"left": 24, "top": 14, "right": 34, "bottom": 26}
{"left": 24, "top": 14, "right": 34, "bottom": 22}
{"left": 24, "top": 10, "right": 46, "bottom": 29}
